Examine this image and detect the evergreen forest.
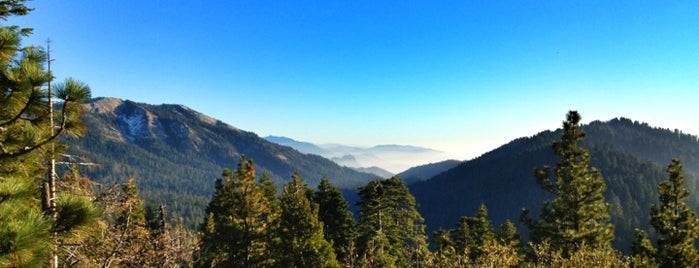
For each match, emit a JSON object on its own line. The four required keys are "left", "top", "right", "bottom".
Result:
{"left": 3, "top": 2, "right": 699, "bottom": 267}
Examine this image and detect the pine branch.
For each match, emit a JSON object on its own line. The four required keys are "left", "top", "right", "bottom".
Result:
{"left": 0, "top": 100, "right": 72, "bottom": 159}
{"left": 0, "top": 87, "right": 42, "bottom": 127}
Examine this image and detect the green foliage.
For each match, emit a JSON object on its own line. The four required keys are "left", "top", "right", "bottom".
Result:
{"left": 0, "top": 1, "right": 94, "bottom": 266}
{"left": 430, "top": 229, "right": 469, "bottom": 267}
{"left": 437, "top": 204, "right": 522, "bottom": 267}
{"left": 526, "top": 240, "right": 629, "bottom": 267}
{"left": 522, "top": 111, "right": 614, "bottom": 256}
{"left": 465, "top": 204, "right": 495, "bottom": 260}
{"left": 276, "top": 173, "right": 339, "bottom": 268}
{"left": 52, "top": 193, "right": 100, "bottom": 235}
{"left": 452, "top": 204, "right": 497, "bottom": 260}
{"left": 0, "top": 0, "right": 32, "bottom": 22}
{"left": 649, "top": 159, "right": 699, "bottom": 267}
{"left": 197, "top": 157, "right": 278, "bottom": 267}
{"left": 0, "top": 175, "right": 51, "bottom": 267}
{"left": 497, "top": 220, "right": 522, "bottom": 249}
{"left": 630, "top": 229, "right": 657, "bottom": 268}
{"left": 356, "top": 177, "right": 430, "bottom": 267}
{"left": 315, "top": 177, "right": 357, "bottom": 267}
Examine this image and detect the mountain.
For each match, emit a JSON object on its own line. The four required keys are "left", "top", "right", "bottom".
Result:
{"left": 265, "top": 135, "right": 328, "bottom": 156}
{"left": 62, "top": 97, "right": 375, "bottom": 227}
{"left": 396, "top": 160, "right": 461, "bottom": 184}
{"left": 264, "top": 136, "right": 454, "bottom": 174}
{"left": 409, "top": 117, "right": 699, "bottom": 251}
{"left": 351, "top": 166, "right": 394, "bottom": 178}
{"left": 331, "top": 154, "right": 363, "bottom": 168}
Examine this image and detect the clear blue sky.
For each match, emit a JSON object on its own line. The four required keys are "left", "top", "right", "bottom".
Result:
{"left": 11, "top": 1, "right": 699, "bottom": 159}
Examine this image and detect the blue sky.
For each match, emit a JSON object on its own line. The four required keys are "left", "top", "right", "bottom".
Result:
{"left": 10, "top": 1, "right": 699, "bottom": 159}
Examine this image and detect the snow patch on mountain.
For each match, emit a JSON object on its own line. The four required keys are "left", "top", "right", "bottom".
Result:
{"left": 121, "top": 109, "right": 146, "bottom": 142}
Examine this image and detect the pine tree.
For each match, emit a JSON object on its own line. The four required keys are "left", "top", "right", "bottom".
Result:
{"left": 522, "top": 111, "right": 614, "bottom": 256}
{"left": 0, "top": 1, "right": 93, "bottom": 266}
{"left": 453, "top": 214, "right": 474, "bottom": 256}
{"left": 451, "top": 204, "right": 496, "bottom": 261}
{"left": 649, "top": 158, "right": 698, "bottom": 267}
{"left": 356, "top": 177, "right": 430, "bottom": 267}
{"left": 467, "top": 204, "right": 495, "bottom": 260}
{"left": 361, "top": 229, "right": 398, "bottom": 268}
{"left": 256, "top": 171, "right": 281, "bottom": 263}
{"left": 315, "top": 177, "right": 357, "bottom": 267}
{"left": 495, "top": 220, "right": 523, "bottom": 265}
{"left": 276, "top": 173, "right": 339, "bottom": 268}
{"left": 197, "top": 157, "right": 278, "bottom": 267}
{"left": 432, "top": 229, "right": 455, "bottom": 254}
{"left": 496, "top": 220, "right": 522, "bottom": 251}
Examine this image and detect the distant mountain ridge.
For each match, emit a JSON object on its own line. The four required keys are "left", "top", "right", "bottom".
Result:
{"left": 396, "top": 160, "right": 461, "bottom": 184}
{"left": 63, "top": 97, "right": 375, "bottom": 226}
{"left": 263, "top": 136, "right": 454, "bottom": 174}
{"left": 265, "top": 135, "right": 328, "bottom": 156}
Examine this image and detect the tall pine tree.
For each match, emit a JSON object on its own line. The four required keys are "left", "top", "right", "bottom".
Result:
{"left": 452, "top": 204, "right": 495, "bottom": 261}
{"left": 0, "top": 1, "right": 94, "bottom": 266}
{"left": 315, "top": 177, "right": 357, "bottom": 267}
{"left": 197, "top": 157, "right": 278, "bottom": 267}
{"left": 276, "top": 173, "right": 339, "bottom": 268}
{"left": 356, "top": 177, "right": 430, "bottom": 268}
{"left": 522, "top": 111, "right": 613, "bottom": 256}
{"left": 649, "top": 158, "right": 699, "bottom": 267}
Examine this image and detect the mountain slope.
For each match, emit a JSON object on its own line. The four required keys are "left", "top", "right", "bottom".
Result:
{"left": 63, "top": 98, "right": 374, "bottom": 226}
{"left": 410, "top": 118, "right": 699, "bottom": 251}
{"left": 396, "top": 160, "right": 461, "bottom": 184}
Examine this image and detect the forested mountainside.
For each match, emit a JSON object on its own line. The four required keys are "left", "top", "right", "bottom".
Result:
{"left": 62, "top": 97, "right": 375, "bottom": 226}
{"left": 411, "top": 117, "right": 699, "bottom": 251}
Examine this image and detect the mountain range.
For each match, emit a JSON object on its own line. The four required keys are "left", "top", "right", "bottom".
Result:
{"left": 264, "top": 135, "right": 455, "bottom": 174}
{"left": 63, "top": 98, "right": 699, "bottom": 252}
